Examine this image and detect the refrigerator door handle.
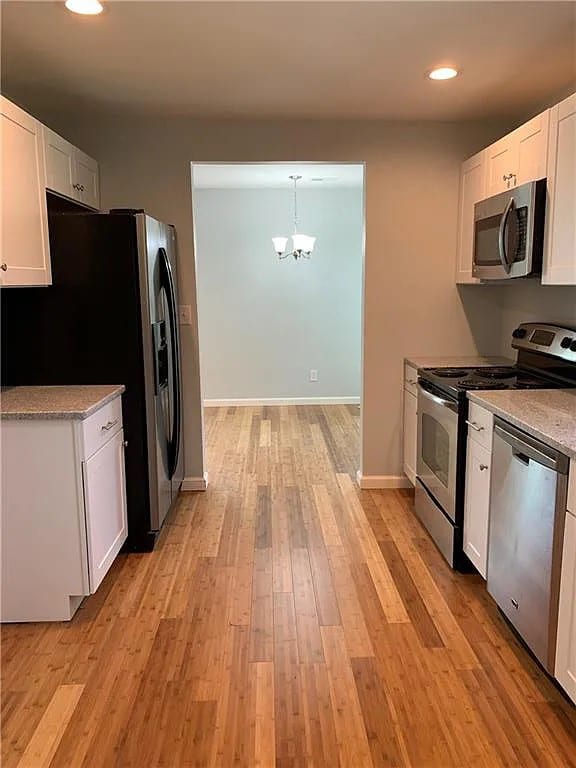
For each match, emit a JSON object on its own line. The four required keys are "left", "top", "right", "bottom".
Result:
{"left": 159, "top": 247, "right": 182, "bottom": 479}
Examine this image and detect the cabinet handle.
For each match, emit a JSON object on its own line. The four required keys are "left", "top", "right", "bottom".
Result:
{"left": 80, "top": 185, "right": 85, "bottom": 192}
{"left": 73, "top": 183, "right": 80, "bottom": 191}
{"left": 101, "top": 419, "right": 119, "bottom": 432}
{"left": 466, "top": 420, "right": 484, "bottom": 432}
{"left": 407, "top": 379, "right": 417, "bottom": 385}
{"left": 123, "top": 440, "right": 128, "bottom": 448}
{"left": 479, "top": 464, "right": 489, "bottom": 471}
{"left": 0, "top": 263, "right": 7, "bottom": 271}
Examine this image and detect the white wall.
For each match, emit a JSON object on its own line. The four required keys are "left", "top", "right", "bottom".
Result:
{"left": 193, "top": 186, "right": 363, "bottom": 402}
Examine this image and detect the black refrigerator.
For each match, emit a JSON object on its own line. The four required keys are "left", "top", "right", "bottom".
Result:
{"left": 1, "top": 206, "right": 184, "bottom": 551}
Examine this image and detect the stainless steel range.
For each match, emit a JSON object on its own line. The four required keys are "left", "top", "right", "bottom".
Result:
{"left": 415, "top": 322, "right": 576, "bottom": 569}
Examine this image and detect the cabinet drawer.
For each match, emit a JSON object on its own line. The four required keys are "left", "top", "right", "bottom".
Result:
{"left": 404, "top": 363, "right": 418, "bottom": 396}
{"left": 80, "top": 397, "right": 123, "bottom": 460}
{"left": 466, "top": 402, "right": 493, "bottom": 450}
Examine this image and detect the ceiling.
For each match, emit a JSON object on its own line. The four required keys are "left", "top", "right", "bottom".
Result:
{"left": 192, "top": 163, "right": 364, "bottom": 188}
{"left": 2, "top": 1, "right": 575, "bottom": 121}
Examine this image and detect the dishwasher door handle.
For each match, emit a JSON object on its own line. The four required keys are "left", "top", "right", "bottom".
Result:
{"left": 494, "top": 422, "right": 569, "bottom": 474}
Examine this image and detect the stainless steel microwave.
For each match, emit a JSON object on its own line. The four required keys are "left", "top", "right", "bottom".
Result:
{"left": 472, "top": 178, "right": 546, "bottom": 280}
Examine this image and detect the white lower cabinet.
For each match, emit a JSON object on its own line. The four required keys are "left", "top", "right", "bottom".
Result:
{"left": 83, "top": 429, "right": 127, "bottom": 593}
{"left": 1, "top": 396, "right": 127, "bottom": 622}
{"left": 463, "top": 403, "right": 494, "bottom": 578}
{"left": 403, "top": 389, "right": 417, "bottom": 485}
{"left": 402, "top": 363, "right": 418, "bottom": 485}
{"left": 463, "top": 437, "right": 491, "bottom": 578}
{"left": 556, "top": 462, "right": 576, "bottom": 703}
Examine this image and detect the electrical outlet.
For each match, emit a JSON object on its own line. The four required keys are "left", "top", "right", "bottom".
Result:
{"left": 179, "top": 305, "right": 192, "bottom": 325}
{"left": 310, "top": 369, "right": 318, "bottom": 382}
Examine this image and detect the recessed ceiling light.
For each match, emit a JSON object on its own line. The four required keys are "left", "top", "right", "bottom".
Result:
{"left": 65, "top": 0, "right": 104, "bottom": 15}
{"left": 428, "top": 67, "right": 459, "bottom": 81}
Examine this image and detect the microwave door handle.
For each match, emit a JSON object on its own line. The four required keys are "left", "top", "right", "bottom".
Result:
{"left": 498, "top": 197, "right": 514, "bottom": 274}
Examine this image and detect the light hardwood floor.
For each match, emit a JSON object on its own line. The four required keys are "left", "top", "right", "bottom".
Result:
{"left": 2, "top": 404, "right": 575, "bottom": 767}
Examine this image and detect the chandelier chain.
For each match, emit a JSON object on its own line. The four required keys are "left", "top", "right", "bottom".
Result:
{"left": 289, "top": 175, "right": 302, "bottom": 234}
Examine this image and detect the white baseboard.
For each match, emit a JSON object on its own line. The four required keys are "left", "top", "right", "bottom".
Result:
{"left": 204, "top": 397, "right": 360, "bottom": 407}
{"left": 181, "top": 472, "right": 209, "bottom": 491}
{"left": 356, "top": 471, "right": 413, "bottom": 489}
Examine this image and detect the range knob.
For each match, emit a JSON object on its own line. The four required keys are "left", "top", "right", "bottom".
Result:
{"left": 570, "top": 341, "right": 576, "bottom": 353}
{"left": 561, "top": 336, "right": 573, "bottom": 349}
{"left": 512, "top": 327, "right": 527, "bottom": 339}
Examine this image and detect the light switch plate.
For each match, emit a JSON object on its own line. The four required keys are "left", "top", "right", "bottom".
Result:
{"left": 179, "top": 305, "right": 192, "bottom": 325}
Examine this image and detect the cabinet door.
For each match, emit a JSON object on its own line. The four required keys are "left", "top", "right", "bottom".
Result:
{"left": 556, "top": 510, "right": 576, "bottom": 703}
{"left": 463, "top": 437, "right": 491, "bottom": 578}
{"left": 43, "top": 125, "right": 75, "bottom": 199}
{"left": 543, "top": 94, "right": 576, "bottom": 285}
{"left": 403, "top": 389, "right": 417, "bottom": 486}
{"left": 0, "top": 97, "right": 51, "bottom": 286}
{"left": 456, "top": 150, "right": 486, "bottom": 284}
{"left": 486, "top": 134, "right": 517, "bottom": 197}
{"left": 74, "top": 148, "right": 100, "bottom": 209}
{"left": 515, "top": 110, "right": 549, "bottom": 186}
{"left": 82, "top": 429, "right": 127, "bottom": 593}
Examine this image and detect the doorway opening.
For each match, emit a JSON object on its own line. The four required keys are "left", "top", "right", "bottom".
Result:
{"left": 190, "top": 162, "right": 366, "bottom": 479}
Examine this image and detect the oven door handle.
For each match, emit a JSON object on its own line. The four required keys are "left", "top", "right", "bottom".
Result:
{"left": 418, "top": 381, "right": 459, "bottom": 413}
{"left": 498, "top": 197, "right": 514, "bottom": 274}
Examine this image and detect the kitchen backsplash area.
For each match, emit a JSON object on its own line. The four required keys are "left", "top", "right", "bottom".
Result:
{"left": 497, "top": 282, "right": 576, "bottom": 357}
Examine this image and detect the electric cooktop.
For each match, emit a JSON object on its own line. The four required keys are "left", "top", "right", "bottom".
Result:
{"left": 420, "top": 365, "right": 564, "bottom": 398}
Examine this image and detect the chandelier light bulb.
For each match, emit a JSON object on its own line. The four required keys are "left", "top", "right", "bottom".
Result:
{"left": 272, "top": 175, "right": 316, "bottom": 260}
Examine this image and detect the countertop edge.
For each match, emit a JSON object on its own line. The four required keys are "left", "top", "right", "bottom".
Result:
{"left": 467, "top": 391, "right": 576, "bottom": 460}
{"left": 1, "top": 386, "right": 126, "bottom": 421}
{"left": 404, "top": 355, "right": 513, "bottom": 370}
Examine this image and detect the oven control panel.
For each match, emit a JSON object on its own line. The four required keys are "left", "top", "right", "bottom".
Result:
{"left": 512, "top": 323, "right": 576, "bottom": 361}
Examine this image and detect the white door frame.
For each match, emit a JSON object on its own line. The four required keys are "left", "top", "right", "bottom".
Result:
{"left": 189, "top": 160, "right": 367, "bottom": 482}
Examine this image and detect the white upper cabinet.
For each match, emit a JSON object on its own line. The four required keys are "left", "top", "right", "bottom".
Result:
{"left": 74, "top": 148, "right": 100, "bottom": 209}
{"left": 456, "top": 107, "right": 555, "bottom": 286}
{"left": 486, "top": 134, "right": 516, "bottom": 197}
{"left": 1, "top": 97, "right": 100, "bottom": 288}
{"left": 456, "top": 150, "right": 486, "bottom": 284}
{"left": 516, "top": 111, "right": 550, "bottom": 185}
{"left": 486, "top": 110, "right": 550, "bottom": 197}
{"left": 543, "top": 93, "right": 576, "bottom": 285}
{"left": 43, "top": 126, "right": 100, "bottom": 210}
{"left": 1, "top": 97, "right": 51, "bottom": 287}
{"left": 43, "top": 126, "right": 75, "bottom": 200}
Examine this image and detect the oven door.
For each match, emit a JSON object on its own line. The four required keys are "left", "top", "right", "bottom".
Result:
{"left": 417, "top": 381, "right": 459, "bottom": 521}
{"left": 472, "top": 180, "right": 543, "bottom": 280}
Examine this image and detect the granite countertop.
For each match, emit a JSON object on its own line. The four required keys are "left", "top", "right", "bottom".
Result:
{"left": 468, "top": 389, "right": 576, "bottom": 460}
{"left": 1, "top": 385, "right": 125, "bottom": 421}
{"left": 405, "top": 355, "right": 513, "bottom": 370}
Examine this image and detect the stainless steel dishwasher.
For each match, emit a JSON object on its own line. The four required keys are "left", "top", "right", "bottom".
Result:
{"left": 487, "top": 417, "right": 569, "bottom": 674}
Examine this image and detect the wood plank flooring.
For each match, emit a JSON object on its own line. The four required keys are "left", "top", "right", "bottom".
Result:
{"left": 2, "top": 404, "right": 576, "bottom": 767}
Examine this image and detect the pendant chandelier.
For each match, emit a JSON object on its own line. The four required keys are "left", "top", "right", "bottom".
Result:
{"left": 272, "top": 175, "right": 316, "bottom": 260}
